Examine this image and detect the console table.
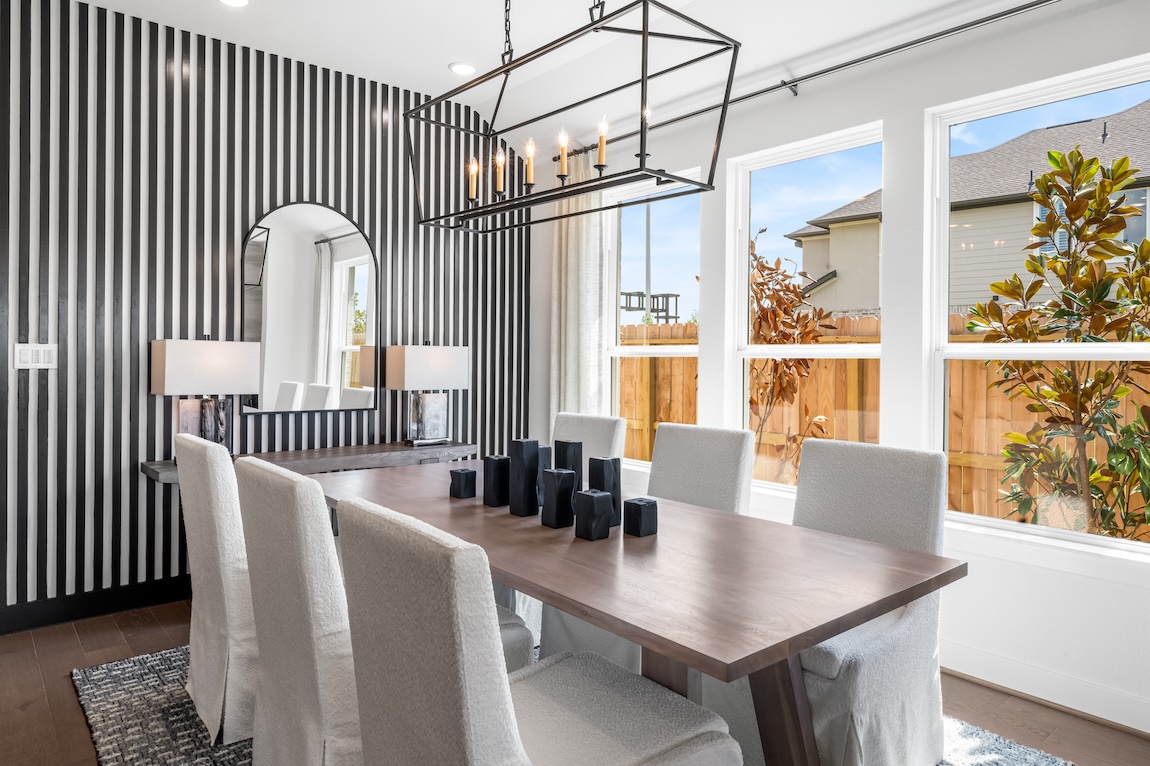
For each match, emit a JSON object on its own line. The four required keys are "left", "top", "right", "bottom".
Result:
{"left": 140, "top": 441, "right": 477, "bottom": 485}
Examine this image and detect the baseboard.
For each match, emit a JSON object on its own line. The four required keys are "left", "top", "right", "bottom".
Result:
{"left": 941, "top": 637, "right": 1150, "bottom": 735}
{"left": 0, "top": 576, "right": 192, "bottom": 636}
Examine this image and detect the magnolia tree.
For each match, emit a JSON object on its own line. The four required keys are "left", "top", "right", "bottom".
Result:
{"left": 967, "top": 148, "right": 1150, "bottom": 540}
{"left": 747, "top": 229, "right": 834, "bottom": 481}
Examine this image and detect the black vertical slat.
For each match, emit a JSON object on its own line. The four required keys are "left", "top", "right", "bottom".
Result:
{"left": 195, "top": 34, "right": 206, "bottom": 340}
{"left": 91, "top": 6, "right": 107, "bottom": 591}
{"left": 209, "top": 39, "right": 220, "bottom": 341}
{"left": 254, "top": 49, "right": 263, "bottom": 217}
{"left": 281, "top": 56, "right": 291, "bottom": 204}
{"left": 176, "top": 27, "right": 191, "bottom": 578}
{"left": 73, "top": 2, "right": 90, "bottom": 595}
{"left": 143, "top": 20, "right": 157, "bottom": 582}
{"left": 161, "top": 23, "right": 175, "bottom": 579}
{"left": 321, "top": 68, "right": 329, "bottom": 204}
{"left": 128, "top": 14, "right": 141, "bottom": 585}
{"left": 34, "top": 0, "right": 51, "bottom": 600}
{"left": 0, "top": 0, "right": 11, "bottom": 606}
{"left": 308, "top": 64, "right": 317, "bottom": 203}
{"left": 15, "top": 0, "right": 31, "bottom": 604}
{"left": 54, "top": 0, "right": 72, "bottom": 597}
{"left": 110, "top": 10, "right": 125, "bottom": 588}
{"left": 224, "top": 43, "right": 236, "bottom": 342}
{"left": 268, "top": 54, "right": 278, "bottom": 209}
{"left": 333, "top": 70, "right": 341, "bottom": 211}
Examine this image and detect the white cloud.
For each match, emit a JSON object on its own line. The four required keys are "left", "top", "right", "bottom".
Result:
{"left": 950, "top": 122, "right": 978, "bottom": 146}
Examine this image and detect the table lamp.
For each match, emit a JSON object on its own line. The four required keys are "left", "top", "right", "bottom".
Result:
{"left": 384, "top": 344, "right": 470, "bottom": 446}
{"left": 150, "top": 339, "right": 261, "bottom": 451}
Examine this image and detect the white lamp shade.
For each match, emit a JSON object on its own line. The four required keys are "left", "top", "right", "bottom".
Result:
{"left": 150, "top": 339, "right": 261, "bottom": 396}
{"left": 384, "top": 345, "right": 470, "bottom": 391}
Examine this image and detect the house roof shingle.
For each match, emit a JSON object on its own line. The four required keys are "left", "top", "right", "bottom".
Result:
{"left": 789, "top": 98, "right": 1150, "bottom": 237}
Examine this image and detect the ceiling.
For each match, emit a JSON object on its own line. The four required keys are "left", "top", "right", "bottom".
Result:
{"left": 92, "top": 0, "right": 1044, "bottom": 113}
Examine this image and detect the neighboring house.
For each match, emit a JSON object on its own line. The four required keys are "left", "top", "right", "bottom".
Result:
{"left": 787, "top": 98, "right": 1150, "bottom": 314}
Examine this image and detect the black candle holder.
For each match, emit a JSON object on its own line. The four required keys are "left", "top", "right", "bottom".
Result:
{"left": 574, "top": 490, "right": 613, "bottom": 541}
{"left": 467, "top": 197, "right": 478, "bottom": 207}
{"left": 542, "top": 468, "right": 577, "bottom": 529}
{"left": 588, "top": 457, "right": 621, "bottom": 526}
{"left": 536, "top": 445, "right": 552, "bottom": 506}
{"left": 509, "top": 439, "right": 541, "bottom": 517}
{"left": 624, "top": 497, "right": 658, "bottom": 537}
{"left": 524, "top": 182, "right": 535, "bottom": 194}
{"left": 494, "top": 190, "right": 507, "bottom": 201}
{"left": 449, "top": 468, "right": 476, "bottom": 499}
{"left": 554, "top": 440, "right": 583, "bottom": 491}
{"left": 556, "top": 174, "right": 569, "bottom": 186}
{"left": 483, "top": 455, "right": 510, "bottom": 507}
{"left": 593, "top": 163, "right": 607, "bottom": 177}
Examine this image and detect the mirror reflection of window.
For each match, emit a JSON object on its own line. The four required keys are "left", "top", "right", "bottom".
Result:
{"left": 240, "top": 203, "right": 378, "bottom": 412}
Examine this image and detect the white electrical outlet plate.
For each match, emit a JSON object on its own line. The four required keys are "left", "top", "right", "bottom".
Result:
{"left": 13, "top": 343, "right": 58, "bottom": 370}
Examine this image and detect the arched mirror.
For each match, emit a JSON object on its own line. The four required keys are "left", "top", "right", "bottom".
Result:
{"left": 240, "top": 203, "right": 378, "bottom": 413}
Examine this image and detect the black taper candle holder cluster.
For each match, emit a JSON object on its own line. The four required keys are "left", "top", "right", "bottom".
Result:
{"left": 553, "top": 440, "right": 583, "bottom": 491}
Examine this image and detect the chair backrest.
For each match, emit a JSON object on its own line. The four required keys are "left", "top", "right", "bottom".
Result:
{"left": 552, "top": 412, "right": 626, "bottom": 478}
{"left": 174, "top": 433, "right": 252, "bottom": 637}
{"left": 234, "top": 457, "right": 358, "bottom": 741}
{"left": 340, "top": 386, "right": 374, "bottom": 409}
{"left": 302, "top": 383, "right": 332, "bottom": 409}
{"left": 272, "top": 381, "right": 303, "bottom": 411}
{"left": 647, "top": 423, "right": 755, "bottom": 515}
{"left": 793, "top": 439, "right": 947, "bottom": 556}
{"left": 338, "top": 498, "right": 529, "bottom": 765}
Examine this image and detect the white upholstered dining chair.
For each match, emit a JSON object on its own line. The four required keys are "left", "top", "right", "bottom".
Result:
{"left": 337, "top": 497, "right": 743, "bottom": 765}
{"left": 701, "top": 438, "right": 948, "bottom": 766}
{"left": 302, "top": 383, "right": 333, "bottom": 409}
{"left": 272, "top": 380, "right": 303, "bottom": 411}
{"left": 173, "top": 434, "right": 258, "bottom": 745}
{"left": 234, "top": 457, "right": 362, "bottom": 766}
{"left": 339, "top": 386, "right": 374, "bottom": 409}
{"left": 540, "top": 422, "right": 755, "bottom": 669}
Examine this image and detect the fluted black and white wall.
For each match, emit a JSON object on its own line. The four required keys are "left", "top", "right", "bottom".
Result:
{"left": 1, "top": 0, "right": 529, "bottom": 625}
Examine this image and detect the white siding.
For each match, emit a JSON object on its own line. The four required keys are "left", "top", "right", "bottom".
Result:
{"left": 949, "top": 201, "right": 1037, "bottom": 307}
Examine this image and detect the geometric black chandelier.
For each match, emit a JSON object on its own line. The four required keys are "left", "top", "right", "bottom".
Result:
{"left": 403, "top": 0, "right": 740, "bottom": 233}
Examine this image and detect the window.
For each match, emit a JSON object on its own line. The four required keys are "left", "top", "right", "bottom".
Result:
{"left": 605, "top": 178, "right": 701, "bottom": 461}
{"left": 331, "top": 256, "right": 374, "bottom": 390}
{"left": 937, "top": 73, "right": 1150, "bottom": 545}
{"left": 732, "top": 124, "right": 883, "bottom": 485}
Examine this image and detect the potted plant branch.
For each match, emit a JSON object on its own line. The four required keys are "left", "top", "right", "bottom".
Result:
{"left": 967, "top": 148, "right": 1150, "bottom": 540}
{"left": 747, "top": 228, "right": 835, "bottom": 482}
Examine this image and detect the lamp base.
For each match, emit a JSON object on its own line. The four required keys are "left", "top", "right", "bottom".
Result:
{"left": 404, "top": 437, "right": 451, "bottom": 447}
{"left": 175, "top": 397, "right": 230, "bottom": 449}
{"left": 406, "top": 391, "right": 448, "bottom": 444}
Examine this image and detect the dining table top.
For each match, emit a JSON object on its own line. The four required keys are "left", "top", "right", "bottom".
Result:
{"left": 310, "top": 459, "right": 967, "bottom": 683}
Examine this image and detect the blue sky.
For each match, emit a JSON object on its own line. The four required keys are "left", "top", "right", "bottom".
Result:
{"left": 618, "top": 80, "right": 1150, "bottom": 322}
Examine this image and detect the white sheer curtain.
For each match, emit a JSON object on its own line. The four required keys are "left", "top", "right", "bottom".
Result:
{"left": 550, "top": 152, "right": 610, "bottom": 423}
{"left": 312, "top": 241, "right": 332, "bottom": 384}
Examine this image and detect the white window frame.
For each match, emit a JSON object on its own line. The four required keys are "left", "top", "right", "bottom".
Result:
{"left": 329, "top": 254, "right": 374, "bottom": 389}
{"left": 925, "top": 53, "right": 1150, "bottom": 553}
{"left": 600, "top": 169, "right": 703, "bottom": 452}
{"left": 726, "top": 122, "right": 884, "bottom": 488}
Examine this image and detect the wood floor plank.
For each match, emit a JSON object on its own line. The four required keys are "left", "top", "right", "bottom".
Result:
{"left": 112, "top": 608, "right": 180, "bottom": 656}
{"left": 31, "top": 624, "right": 101, "bottom": 765}
{"left": 150, "top": 601, "right": 192, "bottom": 646}
{"left": 0, "top": 643, "right": 65, "bottom": 764}
{"left": 0, "top": 630, "right": 34, "bottom": 656}
{"left": 1042, "top": 713, "right": 1150, "bottom": 766}
{"left": 72, "top": 615, "right": 127, "bottom": 654}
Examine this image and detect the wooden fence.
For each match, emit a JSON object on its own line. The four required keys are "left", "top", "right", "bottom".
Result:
{"left": 618, "top": 318, "right": 1150, "bottom": 533}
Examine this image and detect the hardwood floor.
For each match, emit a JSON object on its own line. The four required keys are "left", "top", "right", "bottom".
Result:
{"left": 0, "top": 602, "right": 190, "bottom": 766}
{"left": 1, "top": 600, "right": 1147, "bottom": 765}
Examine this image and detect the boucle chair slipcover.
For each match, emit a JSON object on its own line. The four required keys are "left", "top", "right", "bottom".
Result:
{"left": 235, "top": 458, "right": 361, "bottom": 766}
{"left": 541, "top": 423, "right": 754, "bottom": 670}
{"left": 339, "top": 387, "right": 374, "bottom": 409}
{"left": 536, "top": 412, "right": 627, "bottom": 654}
{"left": 174, "top": 434, "right": 258, "bottom": 745}
{"left": 272, "top": 380, "right": 303, "bottom": 411}
{"left": 302, "top": 383, "right": 332, "bottom": 409}
{"left": 701, "top": 438, "right": 948, "bottom": 766}
{"left": 337, "top": 498, "right": 742, "bottom": 765}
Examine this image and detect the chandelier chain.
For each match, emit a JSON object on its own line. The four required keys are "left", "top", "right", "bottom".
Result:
{"left": 502, "top": 0, "right": 514, "bottom": 65}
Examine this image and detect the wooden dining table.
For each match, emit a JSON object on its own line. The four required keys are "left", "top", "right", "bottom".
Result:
{"left": 311, "top": 459, "right": 967, "bottom": 766}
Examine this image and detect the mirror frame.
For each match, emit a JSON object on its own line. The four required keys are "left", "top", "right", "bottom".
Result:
{"left": 240, "top": 201, "right": 381, "bottom": 415}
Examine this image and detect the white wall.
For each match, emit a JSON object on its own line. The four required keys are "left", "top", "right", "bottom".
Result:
{"left": 531, "top": 0, "right": 1150, "bottom": 733}
{"left": 260, "top": 221, "right": 320, "bottom": 404}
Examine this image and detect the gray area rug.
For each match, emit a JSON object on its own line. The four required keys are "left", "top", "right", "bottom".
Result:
{"left": 74, "top": 646, "right": 1073, "bottom": 765}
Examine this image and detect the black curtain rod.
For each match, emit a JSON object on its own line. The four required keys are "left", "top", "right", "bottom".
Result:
{"left": 314, "top": 231, "right": 363, "bottom": 245}
{"left": 560, "top": 0, "right": 1061, "bottom": 160}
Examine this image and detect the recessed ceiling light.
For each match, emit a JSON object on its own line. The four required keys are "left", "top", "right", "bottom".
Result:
{"left": 219, "top": 0, "right": 250, "bottom": 7}
{"left": 448, "top": 62, "right": 476, "bottom": 76}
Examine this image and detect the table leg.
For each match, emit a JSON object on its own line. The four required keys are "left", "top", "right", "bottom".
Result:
{"left": 641, "top": 647, "right": 692, "bottom": 699}
{"left": 748, "top": 654, "right": 820, "bottom": 766}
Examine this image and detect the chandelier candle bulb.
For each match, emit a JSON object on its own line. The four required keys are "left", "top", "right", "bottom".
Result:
{"left": 495, "top": 149, "right": 506, "bottom": 194}
{"left": 558, "top": 129, "right": 568, "bottom": 177}
{"left": 468, "top": 157, "right": 479, "bottom": 200}
{"left": 598, "top": 119, "right": 608, "bottom": 166}
{"left": 525, "top": 138, "right": 535, "bottom": 185}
